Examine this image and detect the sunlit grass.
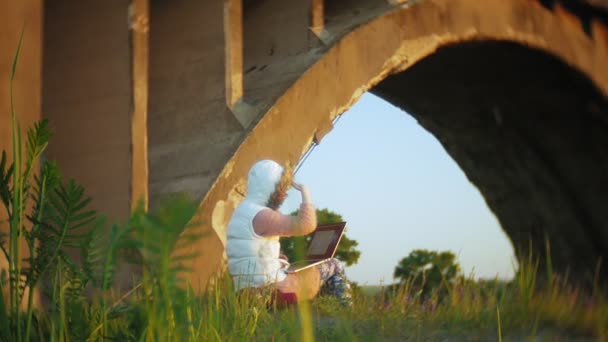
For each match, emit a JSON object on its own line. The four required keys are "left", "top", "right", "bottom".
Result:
{"left": 53, "top": 265, "right": 604, "bottom": 341}
{"left": 309, "top": 265, "right": 607, "bottom": 340}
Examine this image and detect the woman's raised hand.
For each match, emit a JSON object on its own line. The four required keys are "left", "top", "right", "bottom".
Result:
{"left": 292, "top": 182, "right": 311, "bottom": 204}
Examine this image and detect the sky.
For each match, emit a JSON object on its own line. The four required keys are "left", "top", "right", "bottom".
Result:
{"left": 280, "top": 93, "right": 516, "bottom": 286}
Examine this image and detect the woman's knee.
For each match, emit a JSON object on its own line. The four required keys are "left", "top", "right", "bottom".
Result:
{"left": 328, "top": 258, "right": 345, "bottom": 273}
{"left": 297, "top": 268, "right": 321, "bottom": 300}
{"left": 317, "top": 258, "right": 347, "bottom": 282}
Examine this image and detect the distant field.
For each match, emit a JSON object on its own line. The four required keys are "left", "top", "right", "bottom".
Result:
{"left": 357, "top": 285, "right": 386, "bottom": 296}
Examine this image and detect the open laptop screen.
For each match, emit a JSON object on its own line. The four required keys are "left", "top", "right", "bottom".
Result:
{"left": 305, "top": 222, "right": 346, "bottom": 261}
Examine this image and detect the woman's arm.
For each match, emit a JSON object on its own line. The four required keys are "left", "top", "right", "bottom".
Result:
{"left": 253, "top": 184, "right": 317, "bottom": 237}
{"left": 253, "top": 203, "right": 316, "bottom": 237}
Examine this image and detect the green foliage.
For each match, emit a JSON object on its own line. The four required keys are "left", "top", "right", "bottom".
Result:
{"left": 0, "top": 114, "right": 202, "bottom": 341}
{"left": 333, "top": 235, "right": 360, "bottom": 267}
{"left": 128, "top": 195, "right": 201, "bottom": 340}
{"left": 0, "top": 115, "right": 110, "bottom": 341}
{"left": 0, "top": 37, "right": 133, "bottom": 341}
{"left": 280, "top": 208, "right": 361, "bottom": 266}
{"left": 316, "top": 207, "right": 343, "bottom": 224}
{"left": 1, "top": 40, "right": 205, "bottom": 339}
{"left": 394, "top": 249, "right": 461, "bottom": 298}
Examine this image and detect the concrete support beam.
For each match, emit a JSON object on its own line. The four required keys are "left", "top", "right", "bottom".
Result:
{"left": 130, "top": 0, "right": 150, "bottom": 211}
{"left": 224, "top": 0, "right": 244, "bottom": 109}
{"left": 224, "top": 0, "right": 260, "bottom": 129}
{"left": 310, "top": 0, "right": 333, "bottom": 44}
{"left": 149, "top": 0, "right": 244, "bottom": 292}
{"left": 243, "top": 0, "right": 315, "bottom": 68}
{"left": 311, "top": 0, "right": 325, "bottom": 36}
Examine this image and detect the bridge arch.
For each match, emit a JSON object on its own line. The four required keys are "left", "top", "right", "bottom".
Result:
{"left": 183, "top": 0, "right": 608, "bottom": 290}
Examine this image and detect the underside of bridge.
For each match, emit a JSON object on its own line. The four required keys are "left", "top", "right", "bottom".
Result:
{"left": 372, "top": 41, "right": 608, "bottom": 284}
{"left": 186, "top": 0, "right": 608, "bottom": 290}
{"left": 2, "top": 0, "right": 608, "bottom": 294}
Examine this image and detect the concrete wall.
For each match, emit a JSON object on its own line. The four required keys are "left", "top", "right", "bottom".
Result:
{"left": 42, "top": 0, "right": 137, "bottom": 290}
{"left": 148, "top": 0, "right": 244, "bottom": 290}
{"left": 43, "top": 0, "right": 132, "bottom": 223}
{"left": 243, "top": 0, "right": 312, "bottom": 72}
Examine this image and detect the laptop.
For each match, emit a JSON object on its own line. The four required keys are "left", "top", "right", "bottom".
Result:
{"left": 284, "top": 222, "right": 346, "bottom": 273}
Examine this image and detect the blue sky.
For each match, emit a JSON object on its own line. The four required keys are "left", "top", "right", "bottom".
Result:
{"left": 281, "top": 93, "right": 516, "bottom": 285}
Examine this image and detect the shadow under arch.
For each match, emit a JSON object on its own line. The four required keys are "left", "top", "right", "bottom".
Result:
{"left": 186, "top": 0, "right": 608, "bottom": 291}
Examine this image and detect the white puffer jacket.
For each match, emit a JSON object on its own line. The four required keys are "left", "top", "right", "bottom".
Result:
{"left": 226, "top": 160, "right": 288, "bottom": 290}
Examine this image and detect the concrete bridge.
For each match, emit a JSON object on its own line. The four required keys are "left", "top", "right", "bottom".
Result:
{"left": 2, "top": 0, "right": 608, "bottom": 292}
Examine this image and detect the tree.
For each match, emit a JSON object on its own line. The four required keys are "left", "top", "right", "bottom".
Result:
{"left": 393, "top": 249, "right": 461, "bottom": 297}
{"left": 280, "top": 208, "right": 361, "bottom": 266}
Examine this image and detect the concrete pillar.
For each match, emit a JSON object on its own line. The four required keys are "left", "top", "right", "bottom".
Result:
{"left": 225, "top": 0, "right": 244, "bottom": 109}
{"left": 42, "top": 0, "right": 137, "bottom": 290}
{"left": 131, "top": 0, "right": 150, "bottom": 211}
{"left": 149, "top": 0, "right": 243, "bottom": 292}
{"left": 243, "top": 0, "right": 314, "bottom": 75}
{"left": 310, "top": 0, "right": 325, "bottom": 37}
{"left": 43, "top": 0, "right": 132, "bottom": 223}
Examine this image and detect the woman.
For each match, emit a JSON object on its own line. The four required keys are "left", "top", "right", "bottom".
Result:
{"left": 225, "top": 160, "right": 352, "bottom": 305}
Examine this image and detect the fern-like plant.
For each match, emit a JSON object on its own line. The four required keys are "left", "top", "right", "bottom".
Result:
{"left": 129, "top": 195, "right": 201, "bottom": 340}
{"left": 0, "top": 31, "right": 110, "bottom": 342}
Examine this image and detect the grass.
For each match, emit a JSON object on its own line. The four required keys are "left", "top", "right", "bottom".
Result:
{"left": 312, "top": 274, "right": 606, "bottom": 341}
{"left": 9, "top": 254, "right": 607, "bottom": 341}
{"left": 11, "top": 266, "right": 600, "bottom": 341}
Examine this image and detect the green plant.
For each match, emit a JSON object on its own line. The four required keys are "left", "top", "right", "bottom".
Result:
{"left": 128, "top": 195, "right": 201, "bottom": 340}
{"left": 0, "top": 32, "right": 119, "bottom": 342}
{"left": 0, "top": 35, "right": 205, "bottom": 339}
{"left": 393, "top": 249, "right": 461, "bottom": 299}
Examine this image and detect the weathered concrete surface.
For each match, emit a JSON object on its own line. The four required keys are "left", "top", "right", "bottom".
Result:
{"left": 169, "top": 0, "right": 608, "bottom": 290}
{"left": 131, "top": 0, "right": 150, "bottom": 211}
{"left": 373, "top": 41, "right": 608, "bottom": 285}
{"left": 148, "top": 0, "right": 244, "bottom": 290}
{"left": 42, "top": 0, "right": 138, "bottom": 290}
{"left": 43, "top": 1, "right": 132, "bottom": 223}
